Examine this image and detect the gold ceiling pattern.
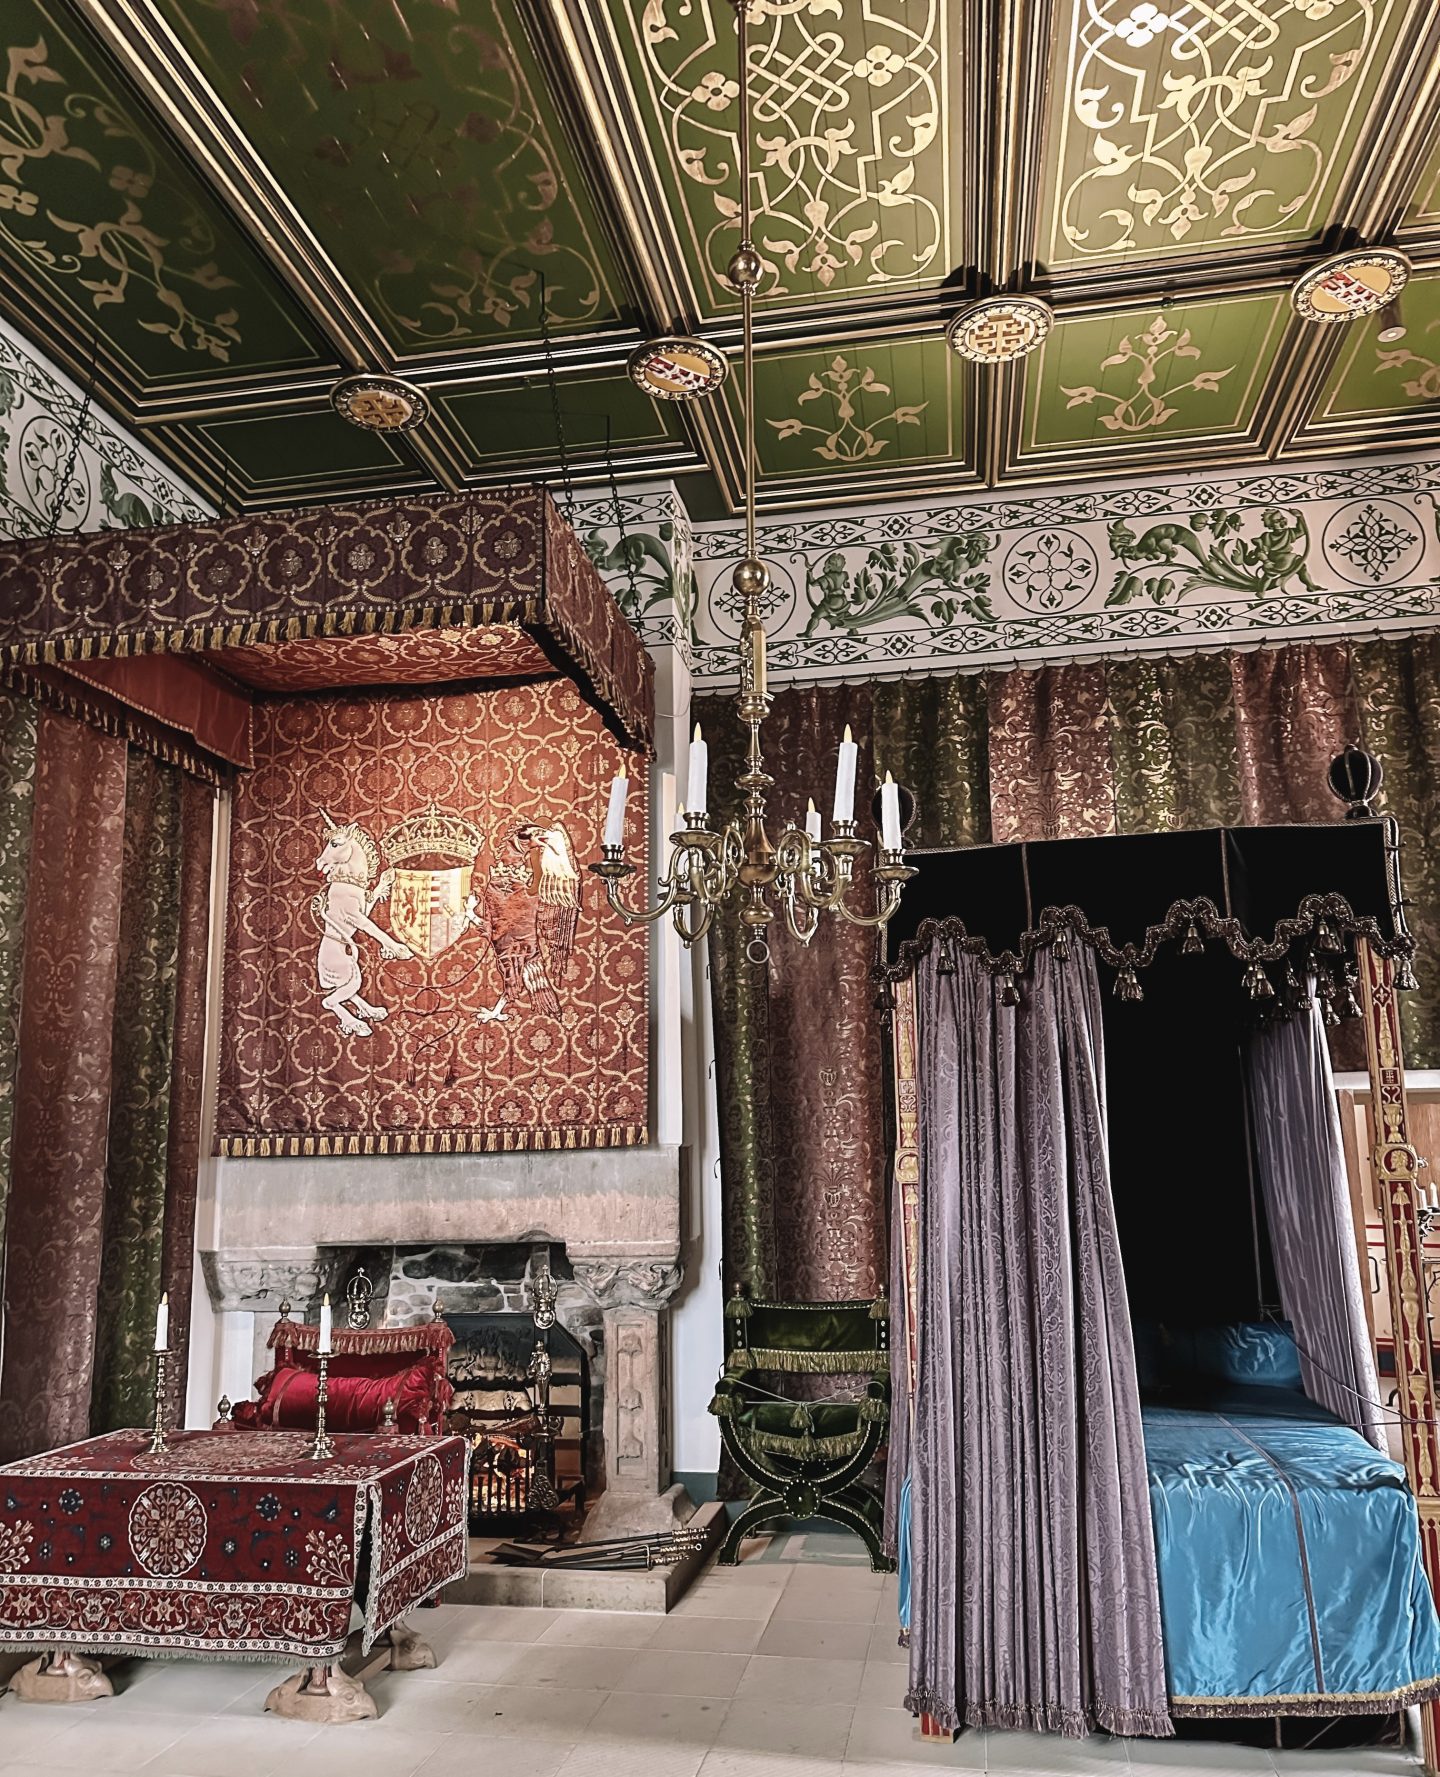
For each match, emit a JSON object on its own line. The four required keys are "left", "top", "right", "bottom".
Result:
{"left": 0, "top": 0, "right": 1437, "bottom": 511}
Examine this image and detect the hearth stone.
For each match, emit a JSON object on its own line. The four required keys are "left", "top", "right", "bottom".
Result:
{"left": 203, "top": 1143, "right": 692, "bottom": 1537}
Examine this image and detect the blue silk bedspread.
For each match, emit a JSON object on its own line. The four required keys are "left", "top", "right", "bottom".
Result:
{"left": 1144, "top": 1388, "right": 1440, "bottom": 1713}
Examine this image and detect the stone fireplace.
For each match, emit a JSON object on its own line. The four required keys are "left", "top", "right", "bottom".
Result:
{"left": 200, "top": 1142, "right": 691, "bottom": 1536}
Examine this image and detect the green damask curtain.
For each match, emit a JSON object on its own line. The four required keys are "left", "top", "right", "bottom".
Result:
{"left": 1352, "top": 634, "right": 1440, "bottom": 1070}
{"left": 0, "top": 704, "right": 214, "bottom": 1461}
{"left": 91, "top": 749, "right": 184, "bottom": 1432}
{"left": 706, "top": 636, "right": 1440, "bottom": 1311}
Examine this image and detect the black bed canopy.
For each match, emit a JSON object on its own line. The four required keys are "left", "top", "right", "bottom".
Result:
{"left": 882, "top": 819, "right": 1415, "bottom": 1009}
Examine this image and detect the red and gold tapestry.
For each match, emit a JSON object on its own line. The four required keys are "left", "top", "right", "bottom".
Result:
{"left": 217, "top": 676, "right": 648, "bottom": 1155}
{"left": 0, "top": 1428, "right": 468, "bottom": 1661}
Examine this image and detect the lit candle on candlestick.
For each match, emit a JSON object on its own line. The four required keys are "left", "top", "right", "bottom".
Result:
{"left": 603, "top": 762, "right": 629, "bottom": 849}
{"left": 687, "top": 724, "right": 709, "bottom": 820}
{"left": 833, "top": 725, "right": 858, "bottom": 824}
{"left": 881, "top": 772, "right": 902, "bottom": 853}
{"left": 805, "top": 797, "right": 821, "bottom": 843}
{"left": 319, "top": 1292, "right": 332, "bottom": 1355}
{"left": 154, "top": 1292, "right": 169, "bottom": 1354}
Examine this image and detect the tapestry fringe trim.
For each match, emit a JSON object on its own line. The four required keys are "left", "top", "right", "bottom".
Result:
{"left": 268, "top": 1318, "right": 454, "bottom": 1355}
{"left": 2, "top": 597, "right": 650, "bottom": 756}
{"left": 736, "top": 1427, "right": 873, "bottom": 1461}
{"left": 3, "top": 665, "right": 227, "bottom": 784}
{"left": 0, "top": 1631, "right": 349, "bottom": 1664}
{"left": 217, "top": 1124, "right": 648, "bottom": 1157}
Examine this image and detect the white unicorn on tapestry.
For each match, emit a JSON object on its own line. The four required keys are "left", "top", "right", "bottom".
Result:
{"left": 312, "top": 811, "right": 412, "bottom": 1036}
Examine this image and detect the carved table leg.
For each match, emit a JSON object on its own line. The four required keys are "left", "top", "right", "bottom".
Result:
{"left": 9, "top": 1650, "right": 114, "bottom": 1703}
{"left": 384, "top": 1618, "right": 435, "bottom": 1671}
{"left": 265, "top": 1663, "right": 378, "bottom": 1724}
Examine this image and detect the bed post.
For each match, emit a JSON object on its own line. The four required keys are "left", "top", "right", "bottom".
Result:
{"left": 892, "top": 972, "right": 958, "bottom": 1743}
{"left": 1359, "top": 940, "right": 1440, "bottom": 1775}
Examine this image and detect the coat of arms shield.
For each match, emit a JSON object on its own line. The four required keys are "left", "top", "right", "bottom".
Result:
{"left": 390, "top": 863, "right": 474, "bottom": 960}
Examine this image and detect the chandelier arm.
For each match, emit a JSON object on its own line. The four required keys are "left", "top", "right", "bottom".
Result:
{"left": 831, "top": 875, "right": 915, "bottom": 931}
{"left": 595, "top": 868, "right": 684, "bottom": 927}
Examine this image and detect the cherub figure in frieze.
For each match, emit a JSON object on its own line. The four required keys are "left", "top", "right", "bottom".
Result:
{"left": 313, "top": 811, "right": 412, "bottom": 1036}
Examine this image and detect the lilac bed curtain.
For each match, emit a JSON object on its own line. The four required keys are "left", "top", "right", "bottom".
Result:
{"left": 1247, "top": 994, "right": 1385, "bottom": 1448}
{"left": 906, "top": 946, "right": 1172, "bottom": 1738}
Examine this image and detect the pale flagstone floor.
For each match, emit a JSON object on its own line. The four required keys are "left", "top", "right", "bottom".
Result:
{"left": 0, "top": 1539, "right": 1421, "bottom": 1777}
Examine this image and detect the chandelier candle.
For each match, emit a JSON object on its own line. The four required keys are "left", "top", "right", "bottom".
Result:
{"left": 881, "top": 773, "right": 903, "bottom": 854}
{"left": 687, "top": 725, "right": 709, "bottom": 819}
{"left": 603, "top": 763, "right": 629, "bottom": 849}
{"left": 586, "top": 0, "right": 913, "bottom": 960}
{"left": 834, "top": 726, "right": 858, "bottom": 824}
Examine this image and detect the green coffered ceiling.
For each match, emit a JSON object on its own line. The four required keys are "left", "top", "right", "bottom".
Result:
{"left": 4, "top": 0, "right": 1440, "bottom": 514}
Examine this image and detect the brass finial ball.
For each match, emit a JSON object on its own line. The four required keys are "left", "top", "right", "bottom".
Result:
{"left": 732, "top": 557, "right": 770, "bottom": 599}
{"left": 728, "top": 246, "right": 763, "bottom": 290}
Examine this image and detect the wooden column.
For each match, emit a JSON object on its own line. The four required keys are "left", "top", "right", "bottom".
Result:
{"left": 1360, "top": 940, "right": 1440, "bottom": 1774}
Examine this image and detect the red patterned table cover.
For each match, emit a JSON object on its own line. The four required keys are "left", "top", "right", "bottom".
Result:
{"left": 0, "top": 1428, "right": 468, "bottom": 1662}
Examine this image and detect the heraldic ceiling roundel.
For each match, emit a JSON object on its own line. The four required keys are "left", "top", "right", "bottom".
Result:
{"left": 217, "top": 676, "right": 648, "bottom": 1157}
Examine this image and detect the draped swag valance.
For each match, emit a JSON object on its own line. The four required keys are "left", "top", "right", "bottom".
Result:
{"left": 883, "top": 821, "right": 1415, "bottom": 1004}
{"left": 0, "top": 486, "right": 654, "bottom": 768}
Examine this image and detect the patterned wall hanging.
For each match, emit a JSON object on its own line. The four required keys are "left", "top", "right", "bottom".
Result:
{"left": 217, "top": 676, "right": 648, "bottom": 1155}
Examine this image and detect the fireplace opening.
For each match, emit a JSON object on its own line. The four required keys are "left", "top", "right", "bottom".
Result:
{"left": 443, "top": 1311, "right": 588, "bottom": 1534}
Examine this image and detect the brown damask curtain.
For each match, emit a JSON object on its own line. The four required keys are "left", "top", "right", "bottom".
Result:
{"left": 706, "top": 636, "right": 1440, "bottom": 1302}
{"left": 0, "top": 712, "right": 128, "bottom": 1461}
{"left": 705, "top": 675, "right": 993, "bottom": 1302}
{"left": 0, "top": 709, "right": 213, "bottom": 1462}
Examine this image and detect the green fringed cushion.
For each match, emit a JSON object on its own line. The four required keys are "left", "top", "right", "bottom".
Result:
{"left": 726, "top": 1396, "right": 887, "bottom": 1462}
{"left": 726, "top": 1300, "right": 888, "bottom": 1374}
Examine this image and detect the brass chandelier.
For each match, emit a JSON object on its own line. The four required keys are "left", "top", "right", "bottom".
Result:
{"left": 591, "top": 0, "right": 914, "bottom": 962}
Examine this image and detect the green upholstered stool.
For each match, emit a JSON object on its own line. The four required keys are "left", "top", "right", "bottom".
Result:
{"left": 708, "top": 1291, "right": 895, "bottom": 1572}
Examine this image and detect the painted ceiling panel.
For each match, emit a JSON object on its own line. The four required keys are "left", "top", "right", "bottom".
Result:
{"left": 193, "top": 406, "right": 421, "bottom": 498}
{"left": 1034, "top": 0, "right": 1413, "bottom": 272}
{"left": 0, "top": 0, "right": 329, "bottom": 387}
{"left": 0, "top": 0, "right": 1436, "bottom": 512}
{"left": 436, "top": 372, "right": 686, "bottom": 469}
{"left": 608, "top": 0, "right": 958, "bottom": 317}
{"left": 1016, "top": 293, "right": 1291, "bottom": 469}
{"left": 151, "top": 0, "right": 627, "bottom": 356}
{"left": 1308, "top": 266, "right": 1440, "bottom": 432}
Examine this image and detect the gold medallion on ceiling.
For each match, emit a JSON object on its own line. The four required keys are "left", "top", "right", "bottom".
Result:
{"left": 945, "top": 297, "right": 1054, "bottom": 364}
{"left": 627, "top": 336, "right": 728, "bottom": 401}
{"left": 1291, "top": 249, "right": 1413, "bottom": 325}
{"left": 330, "top": 373, "right": 431, "bottom": 432}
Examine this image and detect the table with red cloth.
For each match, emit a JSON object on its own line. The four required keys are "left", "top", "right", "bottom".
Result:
{"left": 0, "top": 1428, "right": 469, "bottom": 1664}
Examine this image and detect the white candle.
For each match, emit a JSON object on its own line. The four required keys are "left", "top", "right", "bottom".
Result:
{"left": 686, "top": 724, "right": 708, "bottom": 820}
{"left": 319, "top": 1292, "right": 332, "bottom": 1355}
{"left": 154, "top": 1292, "right": 169, "bottom": 1354}
{"left": 603, "top": 763, "right": 629, "bottom": 848}
{"left": 1430, "top": 1182, "right": 1438, "bottom": 1212}
{"left": 805, "top": 797, "right": 821, "bottom": 843}
{"left": 881, "top": 771, "right": 902, "bottom": 853}
{"left": 833, "top": 724, "right": 858, "bottom": 824}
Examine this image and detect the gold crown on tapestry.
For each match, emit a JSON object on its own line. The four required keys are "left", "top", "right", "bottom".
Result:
{"left": 382, "top": 801, "right": 485, "bottom": 867}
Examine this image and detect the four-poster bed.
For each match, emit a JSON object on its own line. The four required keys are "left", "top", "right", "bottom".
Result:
{"left": 884, "top": 821, "right": 1440, "bottom": 1766}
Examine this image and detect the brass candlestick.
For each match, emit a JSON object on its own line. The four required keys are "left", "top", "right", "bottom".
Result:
{"left": 148, "top": 1349, "right": 170, "bottom": 1456}
{"left": 308, "top": 1350, "right": 335, "bottom": 1462}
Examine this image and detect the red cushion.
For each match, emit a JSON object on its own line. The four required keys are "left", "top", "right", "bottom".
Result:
{"left": 249, "top": 1351, "right": 449, "bottom": 1435}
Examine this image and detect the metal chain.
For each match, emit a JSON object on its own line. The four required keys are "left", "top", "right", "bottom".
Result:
{"left": 47, "top": 332, "right": 98, "bottom": 541}
{"left": 537, "top": 273, "right": 574, "bottom": 521}
{"left": 604, "top": 417, "right": 641, "bottom": 618}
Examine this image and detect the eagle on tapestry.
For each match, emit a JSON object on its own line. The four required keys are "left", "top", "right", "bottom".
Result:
{"left": 311, "top": 803, "right": 580, "bottom": 1034}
